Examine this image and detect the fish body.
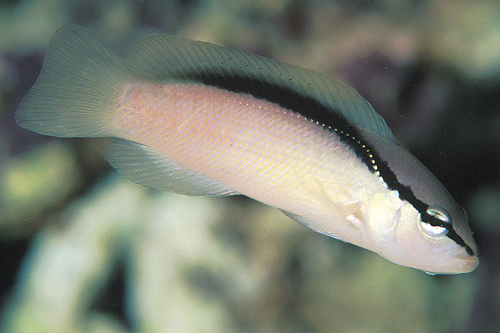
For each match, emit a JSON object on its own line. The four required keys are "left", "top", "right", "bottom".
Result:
{"left": 16, "top": 24, "right": 478, "bottom": 274}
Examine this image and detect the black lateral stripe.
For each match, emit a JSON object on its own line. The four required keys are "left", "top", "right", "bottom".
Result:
{"left": 179, "top": 70, "right": 385, "bottom": 172}
{"left": 177, "top": 69, "right": 472, "bottom": 253}
{"left": 179, "top": 69, "right": 425, "bottom": 204}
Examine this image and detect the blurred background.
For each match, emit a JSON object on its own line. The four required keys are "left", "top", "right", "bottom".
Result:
{"left": 1, "top": 0, "right": 500, "bottom": 332}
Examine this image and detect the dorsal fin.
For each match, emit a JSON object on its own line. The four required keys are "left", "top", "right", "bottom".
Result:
{"left": 124, "top": 33, "right": 395, "bottom": 139}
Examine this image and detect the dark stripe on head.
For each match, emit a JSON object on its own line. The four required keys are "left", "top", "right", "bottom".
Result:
{"left": 421, "top": 211, "right": 475, "bottom": 256}
{"left": 176, "top": 69, "right": 473, "bottom": 254}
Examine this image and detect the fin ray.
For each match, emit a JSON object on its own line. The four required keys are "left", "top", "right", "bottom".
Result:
{"left": 103, "top": 139, "right": 239, "bottom": 196}
{"left": 15, "top": 24, "right": 129, "bottom": 137}
{"left": 126, "top": 34, "right": 394, "bottom": 139}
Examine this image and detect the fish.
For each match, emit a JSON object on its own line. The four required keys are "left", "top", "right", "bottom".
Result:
{"left": 16, "top": 24, "right": 478, "bottom": 274}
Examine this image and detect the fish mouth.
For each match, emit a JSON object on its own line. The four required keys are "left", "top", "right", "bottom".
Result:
{"left": 439, "top": 239, "right": 479, "bottom": 274}
{"left": 425, "top": 251, "right": 479, "bottom": 275}
{"left": 458, "top": 253, "right": 479, "bottom": 273}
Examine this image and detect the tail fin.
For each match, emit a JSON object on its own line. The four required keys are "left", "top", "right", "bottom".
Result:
{"left": 16, "top": 24, "right": 130, "bottom": 138}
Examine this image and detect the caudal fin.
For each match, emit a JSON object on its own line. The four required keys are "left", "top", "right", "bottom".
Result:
{"left": 16, "top": 24, "right": 130, "bottom": 138}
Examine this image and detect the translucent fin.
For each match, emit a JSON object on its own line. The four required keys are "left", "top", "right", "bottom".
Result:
{"left": 125, "top": 34, "right": 395, "bottom": 139}
{"left": 279, "top": 209, "right": 345, "bottom": 241}
{"left": 16, "top": 24, "right": 130, "bottom": 138}
{"left": 103, "top": 139, "right": 239, "bottom": 196}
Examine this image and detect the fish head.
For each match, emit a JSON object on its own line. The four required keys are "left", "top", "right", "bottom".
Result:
{"left": 356, "top": 128, "right": 479, "bottom": 274}
{"left": 371, "top": 198, "right": 478, "bottom": 274}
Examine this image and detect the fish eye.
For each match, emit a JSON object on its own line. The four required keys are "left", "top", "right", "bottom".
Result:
{"left": 427, "top": 206, "right": 451, "bottom": 224}
{"left": 421, "top": 221, "right": 448, "bottom": 237}
{"left": 420, "top": 206, "right": 450, "bottom": 237}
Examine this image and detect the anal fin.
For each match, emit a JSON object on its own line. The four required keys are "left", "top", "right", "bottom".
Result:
{"left": 103, "top": 139, "right": 239, "bottom": 196}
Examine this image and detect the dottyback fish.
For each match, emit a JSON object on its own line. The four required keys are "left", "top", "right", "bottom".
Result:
{"left": 16, "top": 24, "right": 478, "bottom": 274}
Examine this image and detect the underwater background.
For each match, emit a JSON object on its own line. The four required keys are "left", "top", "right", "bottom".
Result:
{"left": 1, "top": 0, "right": 500, "bottom": 332}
